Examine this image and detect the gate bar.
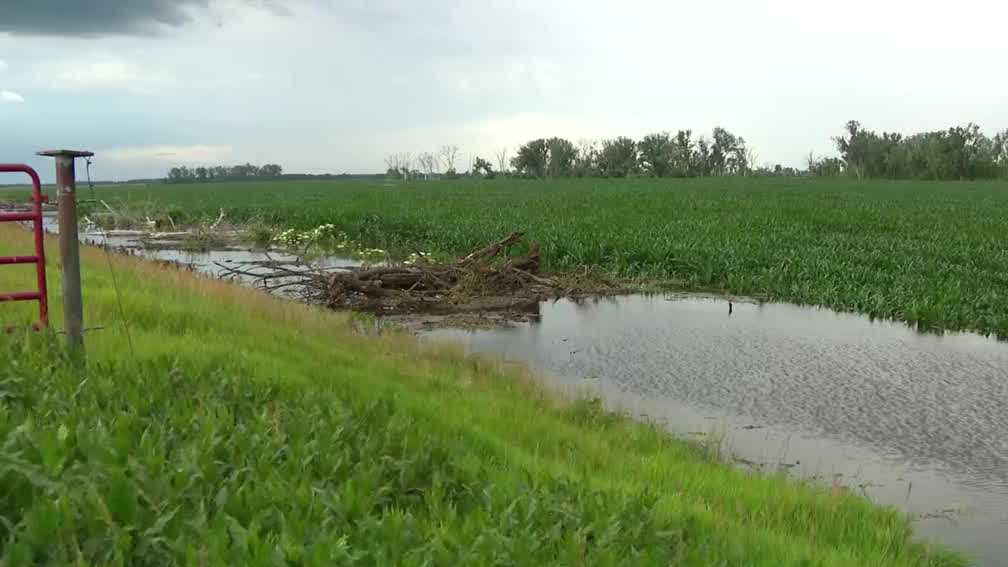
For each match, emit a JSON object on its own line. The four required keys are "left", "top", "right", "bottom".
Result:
{"left": 0, "top": 163, "right": 49, "bottom": 327}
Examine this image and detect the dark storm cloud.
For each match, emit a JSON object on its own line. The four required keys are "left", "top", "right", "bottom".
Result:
{"left": 0, "top": 0, "right": 211, "bottom": 37}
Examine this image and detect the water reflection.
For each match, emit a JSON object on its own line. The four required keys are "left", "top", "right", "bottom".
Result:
{"left": 65, "top": 221, "right": 361, "bottom": 290}
{"left": 425, "top": 295, "right": 1008, "bottom": 565}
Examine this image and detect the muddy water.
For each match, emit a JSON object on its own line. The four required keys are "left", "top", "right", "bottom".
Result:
{"left": 425, "top": 295, "right": 1008, "bottom": 565}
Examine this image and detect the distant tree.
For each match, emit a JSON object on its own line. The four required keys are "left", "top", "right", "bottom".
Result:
{"left": 944, "top": 122, "right": 998, "bottom": 180}
{"left": 670, "top": 130, "right": 694, "bottom": 177}
{"left": 546, "top": 137, "right": 577, "bottom": 177}
{"left": 834, "top": 120, "right": 874, "bottom": 180}
{"left": 637, "top": 132, "right": 674, "bottom": 177}
{"left": 228, "top": 163, "right": 260, "bottom": 178}
{"left": 755, "top": 163, "right": 800, "bottom": 177}
{"left": 994, "top": 129, "right": 1008, "bottom": 176}
{"left": 807, "top": 153, "right": 844, "bottom": 177}
{"left": 905, "top": 132, "right": 953, "bottom": 180}
{"left": 168, "top": 164, "right": 289, "bottom": 183}
{"left": 511, "top": 139, "right": 549, "bottom": 177}
{"left": 417, "top": 152, "right": 438, "bottom": 179}
{"left": 385, "top": 153, "right": 414, "bottom": 180}
{"left": 260, "top": 164, "right": 282, "bottom": 177}
{"left": 385, "top": 155, "right": 400, "bottom": 179}
{"left": 709, "top": 131, "right": 727, "bottom": 176}
{"left": 730, "top": 139, "right": 749, "bottom": 175}
{"left": 473, "top": 156, "right": 494, "bottom": 178}
{"left": 574, "top": 139, "right": 599, "bottom": 177}
{"left": 440, "top": 145, "right": 459, "bottom": 176}
{"left": 744, "top": 148, "right": 759, "bottom": 176}
{"left": 711, "top": 127, "right": 746, "bottom": 175}
{"left": 372, "top": 122, "right": 1008, "bottom": 184}
{"left": 495, "top": 148, "right": 509, "bottom": 176}
{"left": 692, "top": 136, "right": 712, "bottom": 177}
{"left": 872, "top": 132, "right": 907, "bottom": 179}
{"left": 598, "top": 137, "right": 638, "bottom": 178}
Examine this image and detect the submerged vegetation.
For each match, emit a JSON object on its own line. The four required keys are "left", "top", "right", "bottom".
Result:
{"left": 0, "top": 225, "right": 965, "bottom": 565}
{"left": 22, "top": 175, "right": 1008, "bottom": 337}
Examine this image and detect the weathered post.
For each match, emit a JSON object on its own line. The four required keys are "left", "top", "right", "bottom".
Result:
{"left": 37, "top": 149, "right": 93, "bottom": 350}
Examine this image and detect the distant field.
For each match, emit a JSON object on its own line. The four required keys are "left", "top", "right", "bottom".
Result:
{"left": 4, "top": 177, "right": 1007, "bottom": 336}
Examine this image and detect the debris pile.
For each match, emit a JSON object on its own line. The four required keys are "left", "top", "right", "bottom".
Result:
{"left": 218, "top": 232, "right": 592, "bottom": 319}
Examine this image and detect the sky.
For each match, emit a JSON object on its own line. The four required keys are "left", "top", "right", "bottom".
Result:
{"left": 0, "top": 0, "right": 1006, "bottom": 182}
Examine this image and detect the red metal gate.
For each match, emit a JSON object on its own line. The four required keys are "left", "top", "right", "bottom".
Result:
{"left": 0, "top": 164, "right": 49, "bottom": 328}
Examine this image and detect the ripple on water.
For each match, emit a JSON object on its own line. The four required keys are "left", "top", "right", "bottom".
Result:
{"left": 424, "top": 294, "right": 1008, "bottom": 565}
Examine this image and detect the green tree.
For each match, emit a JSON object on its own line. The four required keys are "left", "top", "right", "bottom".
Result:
{"left": 260, "top": 164, "right": 283, "bottom": 177}
{"left": 598, "top": 137, "right": 638, "bottom": 178}
{"left": 670, "top": 130, "right": 694, "bottom": 177}
{"left": 637, "top": 132, "right": 674, "bottom": 177}
{"left": 711, "top": 127, "right": 747, "bottom": 175}
{"left": 472, "top": 156, "right": 494, "bottom": 178}
{"left": 693, "top": 136, "right": 712, "bottom": 177}
{"left": 906, "top": 132, "right": 956, "bottom": 180}
{"left": 807, "top": 155, "right": 844, "bottom": 177}
{"left": 994, "top": 130, "right": 1008, "bottom": 176}
{"left": 573, "top": 140, "right": 599, "bottom": 177}
{"left": 834, "top": 120, "right": 873, "bottom": 180}
{"left": 511, "top": 139, "right": 549, "bottom": 177}
{"left": 546, "top": 137, "right": 577, "bottom": 177}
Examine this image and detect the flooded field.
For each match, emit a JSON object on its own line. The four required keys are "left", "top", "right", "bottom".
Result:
{"left": 45, "top": 214, "right": 362, "bottom": 291}
{"left": 41, "top": 215, "right": 1008, "bottom": 564}
{"left": 425, "top": 295, "right": 1008, "bottom": 565}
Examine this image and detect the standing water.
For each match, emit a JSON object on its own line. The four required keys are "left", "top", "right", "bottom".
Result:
{"left": 425, "top": 295, "right": 1008, "bottom": 565}
{"left": 42, "top": 213, "right": 362, "bottom": 287}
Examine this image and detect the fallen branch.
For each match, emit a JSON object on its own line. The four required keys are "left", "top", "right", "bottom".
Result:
{"left": 210, "top": 208, "right": 226, "bottom": 230}
{"left": 213, "top": 233, "right": 593, "bottom": 318}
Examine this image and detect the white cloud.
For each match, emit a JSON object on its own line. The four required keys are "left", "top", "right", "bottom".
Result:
{"left": 103, "top": 145, "right": 234, "bottom": 164}
{"left": 0, "top": 90, "right": 24, "bottom": 103}
{"left": 0, "top": 59, "right": 7, "bottom": 70}
{"left": 35, "top": 57, "right": 172, "bottom": 94}
{"left": 2, "top": 0, "right": 1008, "bottom": 179}
{"left": 459, "top": 113, "right": 599, "bottom": 153}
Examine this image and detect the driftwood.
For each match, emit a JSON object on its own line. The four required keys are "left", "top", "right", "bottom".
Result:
{"left": 215, "top": 232, "right": 570, "bottom": 317}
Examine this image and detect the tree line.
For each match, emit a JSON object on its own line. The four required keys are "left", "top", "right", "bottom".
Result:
{"left": 386, "top": 128, "right": 754, "bottom": 180}
{"left": 386, "top": 121, "right": 1008, "bottom": 181}
{"left": 162, "top": 121, "right": 1008, "bottom": 184}
{"left": 166, "top": 163, "right": 283, "bottom": 183}
{"left": 821, "top": 121, "right": 1008, "bottom": 180}
{"left": 508, "top": 127, "right": 752, "bottom": 178}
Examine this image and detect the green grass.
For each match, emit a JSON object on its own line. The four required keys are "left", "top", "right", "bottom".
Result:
{"left": 0, "top": 225, "right": 966, "bottom": 565}
{"left": 5, "top": 176, "right": 1004, "bottom": 336}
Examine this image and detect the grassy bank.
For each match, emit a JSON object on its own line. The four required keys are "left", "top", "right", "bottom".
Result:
{"left": 5, "top": 176, "right": 1005, "bottom": 336}
{"left": 0, "top": 224, "right": 965, "bottom": 565}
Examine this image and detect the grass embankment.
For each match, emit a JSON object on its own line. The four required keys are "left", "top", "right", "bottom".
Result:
{"left": 6, "top": 176, "right": 1004, "bottom": 337}
{"left": 0, "top": 224, "right": 964, "bottom": 565}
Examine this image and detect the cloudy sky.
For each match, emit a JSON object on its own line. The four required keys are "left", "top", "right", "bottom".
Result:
{"left": 1, "top": 0, "right": 1005, "bottom": 181}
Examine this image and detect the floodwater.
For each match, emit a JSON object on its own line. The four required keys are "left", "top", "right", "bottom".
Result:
{"left": 425, "top": 295, "right": 1008, "bottom": 566}
{"left": 41, "top": 215, "right": 1008, "bottom": 564}
{"left": 44, "top": 215, "right": 361, "bottom": 289}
